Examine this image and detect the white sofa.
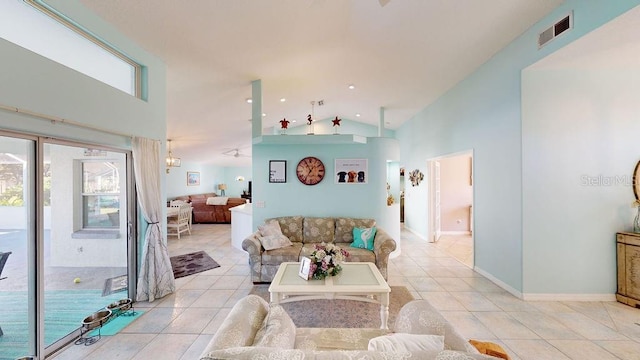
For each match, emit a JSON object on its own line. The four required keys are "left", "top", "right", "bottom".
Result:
{"left": 199, "top": 295, "right": 498, "bottom": 360}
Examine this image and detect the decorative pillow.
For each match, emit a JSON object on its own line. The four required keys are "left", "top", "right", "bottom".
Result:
{"left": 206, "top": 196, "right": 228, "bottom": 205}
{"left": 259, "top": 234, "right": 293, "bottom": 251}
{"left": 169, "top": 199, "right": 185, "bottom": 206}
{"left": 367, "top": 333, "right": 445, "bottom": 352}
{"left": 252, "top": 305, "right": 296, "bottom": 349}
{"left": 258, "top": 220, "right": 284, "bottom": 237}
{"left": 351, "top": 226, "right": 377, "bottom": 251}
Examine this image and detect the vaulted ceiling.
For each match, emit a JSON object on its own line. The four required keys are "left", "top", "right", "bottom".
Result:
{"left": 74, "top": 0, "right": 563, "bottom": 166}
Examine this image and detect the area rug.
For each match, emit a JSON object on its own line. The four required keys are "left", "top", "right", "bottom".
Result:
{"left": 88, "top": 310, "right": 145, "bottom": 336}
{"left": 170, "top": 250, "right": 220, "bottom": 279}
{"left": 102, "top": 274, "right": 128, "bottom": 296}
{"left": 248, "top": 285, "right": 414, "bottom": 328}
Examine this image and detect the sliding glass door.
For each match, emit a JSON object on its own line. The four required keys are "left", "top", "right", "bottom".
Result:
{"left": 0, "top": 134, "right": 37, "bottom": 359}
{"left": 0, "top": 133, "right": 136, "bottom": 359}
{"left": 43, "top": 143, "right": 132, "bottom": 352}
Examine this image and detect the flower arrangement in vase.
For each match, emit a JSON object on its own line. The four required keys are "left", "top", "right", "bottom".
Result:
{"left": 308, "top": 242, "right": 349, "bottom": 280}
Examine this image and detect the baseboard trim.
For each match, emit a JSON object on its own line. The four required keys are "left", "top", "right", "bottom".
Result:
{"left": 522, "top": 293, "right": 617, "bottom": 302}
{"left": 403, "top": 226, "right": 427, "bottom": 241}
{"left": 440, "top": 231, "right": 471, "bottom": 236}
{"left": 473, "top": 266, "right": 523, "bottom": 299}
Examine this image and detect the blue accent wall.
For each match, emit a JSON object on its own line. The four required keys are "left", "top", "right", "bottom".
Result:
{"left": 396, "top": 0, "right": 640, "bottom": 295}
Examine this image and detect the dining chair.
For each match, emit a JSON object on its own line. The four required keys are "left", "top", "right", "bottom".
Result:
{"left": 167, "top": 204, "right": 191, "bottom": 239}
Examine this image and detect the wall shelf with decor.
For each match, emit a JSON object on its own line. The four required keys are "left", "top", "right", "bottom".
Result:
{"left": 253, "top": 134, "right": 367, "bottom": 145}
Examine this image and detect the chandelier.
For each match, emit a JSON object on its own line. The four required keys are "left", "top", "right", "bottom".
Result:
{"left": 166, "top": 139, "right": 181, "bottom": 172}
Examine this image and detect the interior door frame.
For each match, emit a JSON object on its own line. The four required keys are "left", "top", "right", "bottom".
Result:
{"left": 428, "top": 150, "right": 474, "bottom": 244}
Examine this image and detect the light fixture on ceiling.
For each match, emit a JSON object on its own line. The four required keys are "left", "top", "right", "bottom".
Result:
{"left": 246, "top": 98, "right": 252, "bottom": 103}
{"left": 280, "top": 98, "right": 286, "bottom": 102}
{"left": 348, "top": 84, "right": 355, "bottom": 90}
{"left": 355, "top": 113, "right": 361, "bottom": 117}
{"left": 262, "top": 113, "right": 266, "bottom": 117}
{"left": 166, "top": 139, "right": 181, "bottom": 173}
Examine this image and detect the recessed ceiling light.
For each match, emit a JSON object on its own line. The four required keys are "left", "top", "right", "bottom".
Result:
{"left": 292, "top": 120, "right": 297, "bottom": 123}
{"left": 262, "top": 113, "right": 266, "bottom": 117}
{"left": 355, "top": 113, "right": 361, "bottom": 117}
{"left": 348, "top": 84, "right": 355, "bottom": 90}
{"left": 246, "top": 98, "right": 252, "bottom": 103}
{"left": 280, "top": 98, "right": 286, "bottom": 102}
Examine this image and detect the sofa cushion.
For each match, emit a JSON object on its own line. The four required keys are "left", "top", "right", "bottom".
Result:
{"left": 253, "top": 305, "right": 296, "bottom": 348}
{"left": 303, "top": 217, "right": 335, "bottom": 243}
{"left": 351, "top": 226, "right": 377, "bottom": 251}
{"left": 343, "top": 247, "right": 375, "bottom": 263}
{"left": 367, "top": 333, "right": 445, "bottom": 352}
{"left": 267, "top": 216, "right": 304, "bottom": 243}
{"left": 261, "top": 243, "right": 303, "bottom": 265}
{"left": 295, "top": 328, "right": 389, "bottom": 351}
{"left": 335, "top": 218, "right": 376, "bottom": 243}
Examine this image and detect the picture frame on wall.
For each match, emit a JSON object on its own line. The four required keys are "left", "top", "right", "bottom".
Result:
{"left": 335, "top": 158, "right": 368, "bottom": 184}
{"left": 269, "top": 160, "right": 287, "bottom": 183}
{"left": 187, "top": 171, "right": 200, "bottom": 186}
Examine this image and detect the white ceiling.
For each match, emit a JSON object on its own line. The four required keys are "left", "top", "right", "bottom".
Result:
{"left": 74, "top": 0, "right": 563, "bottom": 167}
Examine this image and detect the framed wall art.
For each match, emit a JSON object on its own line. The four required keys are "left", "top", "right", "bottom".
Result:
{"left": 269, "top": 160, "right": 287, "bottom": 183}
{"left": 187, "top": 171, "right": 200, "bottom": 186}
{"left": 335, "top": 158, "right": 368, "bottom": 184}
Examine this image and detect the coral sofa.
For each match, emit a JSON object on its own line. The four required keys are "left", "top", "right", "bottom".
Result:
{"left": 172, "top": 193, "right": 245, "bottom": 224}
{"left": 242, "top": 216, "right": 396, "bottom": 283}
{"left": 199, "top": 294, "right": 496, "bottom": 360}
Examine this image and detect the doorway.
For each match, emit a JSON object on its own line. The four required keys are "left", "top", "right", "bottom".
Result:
{"left": 428, "top": 151, "right": 474, "bottom": 268}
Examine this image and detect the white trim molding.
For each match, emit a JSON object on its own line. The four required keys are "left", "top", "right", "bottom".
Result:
{"left": 440, "top": 231, "right": 472, "bottom": 236}
{"left": 522, "top": 293, "right": 616, "bottom": 302}
{"left": 473, "top": 266, "right": 523, "bottom": 299}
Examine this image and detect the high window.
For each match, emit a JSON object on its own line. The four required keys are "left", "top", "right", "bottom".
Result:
{"left": 0, "top": 0, "right": 141, "bottom": 97}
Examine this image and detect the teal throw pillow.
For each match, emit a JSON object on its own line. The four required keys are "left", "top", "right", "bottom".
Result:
{"left": 351, "top": 226, "right": 377, "bottom": 251}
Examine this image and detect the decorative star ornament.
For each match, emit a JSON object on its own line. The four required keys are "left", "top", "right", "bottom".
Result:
{"left": 332, "top": 116, "right": 342, "bottom": 127}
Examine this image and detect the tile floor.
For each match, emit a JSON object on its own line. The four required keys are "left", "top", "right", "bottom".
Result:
{"left": 433, "top": 233, "right": 474, "bottom": 268}
{"left": 52, "top": 224, "right": 640, "bottom": 360}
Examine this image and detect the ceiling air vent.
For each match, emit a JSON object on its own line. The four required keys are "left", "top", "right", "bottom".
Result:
{"left": 538, "top": 12, "right": 572, "bottom": 48}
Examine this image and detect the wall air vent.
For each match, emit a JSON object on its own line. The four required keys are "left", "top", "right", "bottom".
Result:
{"left": 538, "top": 12, "right": 573, "bottom": 48}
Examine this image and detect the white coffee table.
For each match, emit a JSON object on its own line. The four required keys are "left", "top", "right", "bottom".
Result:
{"left": 268, "top": 262, "right": 392, "bottom": 329}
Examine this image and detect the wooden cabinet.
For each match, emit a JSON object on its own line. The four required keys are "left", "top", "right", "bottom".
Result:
{"left": 617, "top": 232, "right": 640, "bottom": 308}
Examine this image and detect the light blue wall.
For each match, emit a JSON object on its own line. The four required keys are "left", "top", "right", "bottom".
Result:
{"left": 252, "top": 137, "right": 400, "bottom": 242}
{"left": 522, "top": 66, "right": 640, "bottom": 294}
{"left": 396, "top": 0, "right": 640, "bottom": 294}
{"left": 166, "top": 164, "right": 251, "bottom": 199}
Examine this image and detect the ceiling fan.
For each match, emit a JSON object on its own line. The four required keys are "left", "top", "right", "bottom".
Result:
{"left": 222, "top": 148, "right": 250, "bottom": 158}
